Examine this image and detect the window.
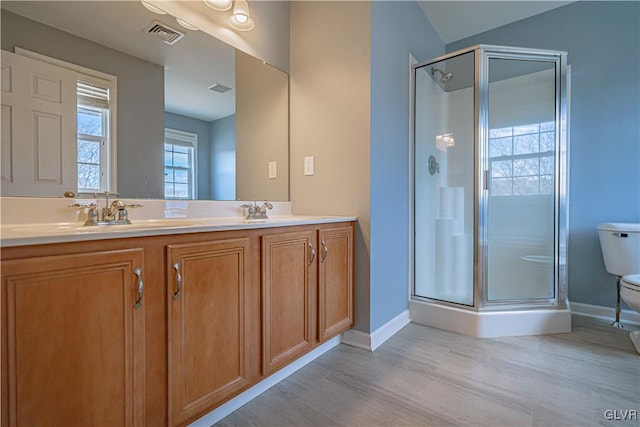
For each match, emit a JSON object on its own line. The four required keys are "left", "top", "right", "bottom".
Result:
{"left": 489, "top": 121, "right": 555, "bottom": 196}
{"left": 164, "top": 129, "right": 197, "bottom": 199}
{"left": 77, "top": 80, "right": 110, "bottom": 193}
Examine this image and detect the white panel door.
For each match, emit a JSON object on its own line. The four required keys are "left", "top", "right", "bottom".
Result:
{"left": 1, "top": 50, "right": 77, "bottom": 197}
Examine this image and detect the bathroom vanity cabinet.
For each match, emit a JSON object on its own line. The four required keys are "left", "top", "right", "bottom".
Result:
{"left": 1, "top": 248, "right": 146, "bottom": 427}
{"left": 317, "top": 227, "right": 354, "bottom": 342}
{"left": 262, "top": 230, "right": 316, "bottom": 374}
{"left": 261, "top": 225, "right": 353, "bottom": 375}
{"left": 0, "top": 220, "right": 354, "bottom": 427}
{"left": 167, "top": 238, "right": 256, "bottom": 425}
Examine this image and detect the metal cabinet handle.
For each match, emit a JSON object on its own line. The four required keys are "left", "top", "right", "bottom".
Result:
{"left": 172, "top": 262, "right": 183, "bottom": 300}
{"left": 308, "top": 242, "right": 316, "bottom": 266}
{"left": 321, "top": 240, "right": 328, "bottom": 263}
{"left": 133, "top": 268, "right": 144, "bottom": 309}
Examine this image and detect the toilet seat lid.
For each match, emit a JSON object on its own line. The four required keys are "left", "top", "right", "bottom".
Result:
{"left": 622, "top": 274, "right": 640, "bottom": 287}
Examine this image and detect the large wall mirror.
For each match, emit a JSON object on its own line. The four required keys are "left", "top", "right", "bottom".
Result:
{"left": 0, "top": 1, "right": 289, "bottom": 201}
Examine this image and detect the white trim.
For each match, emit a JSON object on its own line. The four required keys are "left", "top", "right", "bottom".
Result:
{"left": 342, "top": 309, "right": 411, "bottom": 352}
{"left": 571, "top": 302, "right": 640, "bottom": 326}
{"left": 408, "top": 54, "right": 417, "bottom": 305}
{"left": 16, "top": 47, "right": 115, "bottom": 82}
{"left": 15, "top": 47, "right": 118, "bottom": 194}
{"left": 340, "top": 329, "right": 372, "bottom": 351}
{"left": 188, "top": 335, "right": 342, "bottom": 427}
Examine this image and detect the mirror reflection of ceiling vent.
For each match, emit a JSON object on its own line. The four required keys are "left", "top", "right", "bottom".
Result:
{"left": 208, "top": 83, "right": 232, "bottom": 94}
{"left": 143, "top": 20, "right": 185, "bottom": 45}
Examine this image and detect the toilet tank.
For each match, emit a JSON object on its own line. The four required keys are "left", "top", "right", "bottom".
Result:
{"left": 597, "top": 223, "right": 640, "bottom": 276}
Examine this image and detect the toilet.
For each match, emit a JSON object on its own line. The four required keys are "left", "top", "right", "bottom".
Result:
{"left": 597, "top": 223, "right": 640, "bottom": 353}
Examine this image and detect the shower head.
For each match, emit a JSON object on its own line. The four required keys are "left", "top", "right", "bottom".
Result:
{"left": 431, "top": 67, "right": 454, "bottom": 84}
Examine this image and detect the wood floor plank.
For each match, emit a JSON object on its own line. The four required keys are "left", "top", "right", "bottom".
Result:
{"left": 216, "top": 316, "right": 639, "bottom": 426}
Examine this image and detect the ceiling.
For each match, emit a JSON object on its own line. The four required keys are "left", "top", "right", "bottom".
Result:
{"left": 3, "top": 1, "right": 577, "bottom": 122}
{"left": 418, "top": 1, "right": 575, "bottom": 44}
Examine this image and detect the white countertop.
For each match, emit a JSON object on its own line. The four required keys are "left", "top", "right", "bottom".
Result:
{"left": 0, "top": 215, "right": 357, "bottom": 247}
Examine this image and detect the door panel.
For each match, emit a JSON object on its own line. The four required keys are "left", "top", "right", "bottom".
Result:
{"left": 262, "top": 231, "right": 314, "bottom": 374}
{"left": 0, "top": 50, "right": 76, "bottom": 196}
{"left": 318, "top": 226, "right": 354, "bottom": 341}
{"left": 1, "top": 249, "right": 145, "bottom": 427}
{"left": 168, "top": 238, "right": 251, "bottom": 426}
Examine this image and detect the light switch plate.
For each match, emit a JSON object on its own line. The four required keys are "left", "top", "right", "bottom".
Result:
{"left": 268, "top": 161, "right": 277, "bottom": 179}
{"left": 304, "top": 156, "right": 314, "bottom": 176}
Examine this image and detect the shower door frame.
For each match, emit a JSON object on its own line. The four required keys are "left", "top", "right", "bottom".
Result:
{"left": 411, "top": 44, "right": 569, "bottom": 312}
{"left": 411, "top": 46, "right": 478, "bottom": 308}
{"left": 477, "top": 46, "right": 569, "bottom": 311}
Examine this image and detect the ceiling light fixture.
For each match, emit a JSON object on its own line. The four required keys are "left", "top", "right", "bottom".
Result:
{"left": 175, "top": 18, "right": 199, "bottom": 31}
{"left": 140, "top": 0, "right": 167, "bottom": 15}
{"left": 204, "top": 0, "right": 233, "bottom": 12}
{"left": 228, "top": 0, "right": 255, "bottom": 31}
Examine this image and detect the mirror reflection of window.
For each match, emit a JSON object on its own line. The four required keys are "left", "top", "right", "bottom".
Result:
{"left": 164, "top": 129, "right": 197, "bottom": 199}
{"left": 77, "top": 79, "right": 111, "bottom": 193}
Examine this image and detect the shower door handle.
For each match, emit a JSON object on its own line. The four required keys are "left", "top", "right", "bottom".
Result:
{"left": 483, "top": 170, "right": 489, "bottom": 190}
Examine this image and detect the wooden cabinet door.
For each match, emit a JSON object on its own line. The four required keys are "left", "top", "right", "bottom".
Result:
{"left": 1, "top": 249, "right": 145, "bottom": 427}
{"left": 262, "top": 231, "right": 314, "bottom": 374}
{"left": 318, "top": 226, "right": 354, "bottom": 342}
{"left": 167, "top": 238, "right": 252, "bottom": 426}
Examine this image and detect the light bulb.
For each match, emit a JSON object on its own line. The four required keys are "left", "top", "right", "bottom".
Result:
{"left": 228, "top": 0, "right": 254, "bottom": 31}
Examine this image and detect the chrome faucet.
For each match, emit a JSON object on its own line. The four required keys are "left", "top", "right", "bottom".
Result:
{"left": 100, "top": 199, "right": 128, "bottom": 223}
{"left": 69, "top": 192, "right": 142, "bottom": 226}
{"left": 240, "top": 201, "right": 273, "bottom": 220}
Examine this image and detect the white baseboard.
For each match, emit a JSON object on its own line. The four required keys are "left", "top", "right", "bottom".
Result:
{"left": 341, "top": 309, "right": 411, "bottom": 351}
{"left": 570, "top": 302, "right": 640, "bottom": 326}
{"left": 188, "top": 335, "right": 342, "bottom": 427}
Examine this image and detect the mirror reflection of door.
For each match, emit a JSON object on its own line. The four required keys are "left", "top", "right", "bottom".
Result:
{"left": 1, "top": 50, "right": 77, "bottom": 197}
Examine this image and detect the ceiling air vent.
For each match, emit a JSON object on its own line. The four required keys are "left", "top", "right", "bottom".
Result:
{"left": 208, "top": 83, "right": 232, "bottom": 94}
{"left": 143, "top": 20, "right": 185, "bottom": 45}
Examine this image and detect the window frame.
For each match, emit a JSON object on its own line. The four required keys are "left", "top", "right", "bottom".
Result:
{"left": 77, "top": 103, "right": 109, "bottom": 193}
{"left": 164, "top": 128, "right": 198, "bottom": 200}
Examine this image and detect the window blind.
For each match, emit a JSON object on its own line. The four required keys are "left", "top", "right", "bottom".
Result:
{"left": 77, "top": 80, "right": 109, "bottom": 109}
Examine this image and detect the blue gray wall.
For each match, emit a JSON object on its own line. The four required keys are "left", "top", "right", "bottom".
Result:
{"left": 164, "top": 112, "right": 212, "bottom": 200}
{"left": 210, "top": 115, "right": 236, "bottom": 200}
{"left": 448, "top": 1, "right": 640, "bottom": 307}
{"left": 369, "top": 1, "right": 444, "bottom": 330}
{"left": 164, "top": 112, "right": 236, "bottom": 200}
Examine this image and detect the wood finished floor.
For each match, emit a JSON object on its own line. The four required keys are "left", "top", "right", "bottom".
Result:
{"left": 217, "top": 316, "right": 639, "bottom": 427}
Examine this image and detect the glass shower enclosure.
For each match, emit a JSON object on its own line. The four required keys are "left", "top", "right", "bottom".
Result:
{"left": 413, "top": 45, "right": 568, "bottom": 321}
